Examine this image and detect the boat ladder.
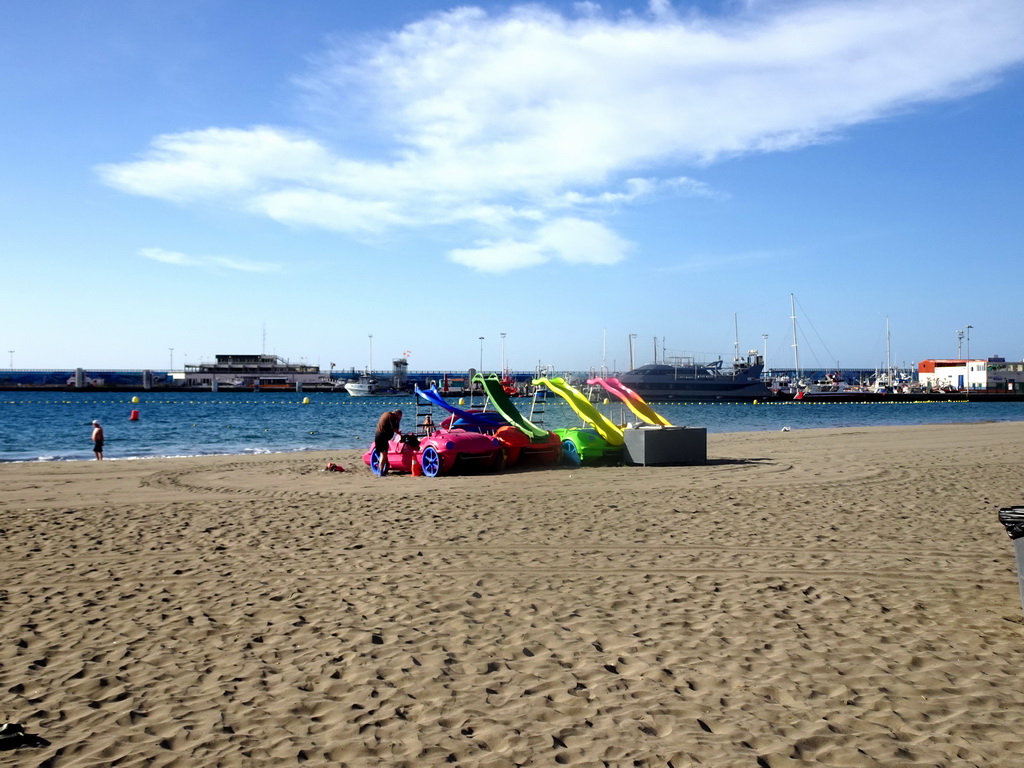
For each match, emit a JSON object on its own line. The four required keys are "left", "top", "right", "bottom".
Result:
{"left": 528, "top": 388, "right": 548, "bottom": 427}
{"left": 415, "top": 397, "right": 436, "bottom": 435}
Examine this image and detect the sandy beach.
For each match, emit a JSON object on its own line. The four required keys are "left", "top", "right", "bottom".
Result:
{"left": 2, "top": 422, "right": 1023, "bottom": 766}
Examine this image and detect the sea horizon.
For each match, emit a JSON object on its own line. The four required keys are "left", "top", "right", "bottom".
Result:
{"left": 3, "top": 390, "right": 1022, "bottom": 463}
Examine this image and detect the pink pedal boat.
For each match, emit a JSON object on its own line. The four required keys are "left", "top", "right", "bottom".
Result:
{"left": 362, "top": 429, "right": 503, "bottom": 477}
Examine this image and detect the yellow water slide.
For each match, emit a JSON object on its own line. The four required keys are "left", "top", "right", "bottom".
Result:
{"left": 532, "top": 376, "right": 624, "bottom": 446}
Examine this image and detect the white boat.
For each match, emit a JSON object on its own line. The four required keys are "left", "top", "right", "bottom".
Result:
{"left": 346, "top": 335, "right": 380, "bottom": 396}
{"left": 345, "top": 374, "right": 378, "bottom": 396}
{"left": 344, "top": 338, "right": 411, "bottom": 396}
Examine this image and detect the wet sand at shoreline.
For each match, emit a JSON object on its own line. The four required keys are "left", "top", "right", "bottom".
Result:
{"left": 2, "top": 422, "right": 1023, "bottom": 766}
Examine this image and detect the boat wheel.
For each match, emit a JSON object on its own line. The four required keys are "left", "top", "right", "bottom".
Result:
{"left": 420, "top": 446, "right": 441, "bottom": 477}
{"left": 561, "top": 439, "right": 581, "bottom": 467}
{"left": 370, "top": 449, "right": 384, "bottom": 476}
{"left": 491, "top": 450, "right": 506, "bottom": 472}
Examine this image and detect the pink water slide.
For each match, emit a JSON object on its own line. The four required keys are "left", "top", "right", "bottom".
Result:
{"left": 586, "top": 377, "right": 673, "bottom": 426}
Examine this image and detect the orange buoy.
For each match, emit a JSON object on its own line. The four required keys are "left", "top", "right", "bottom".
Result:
{"left": 129, "top": 410, "right": 140, "bottom": 421}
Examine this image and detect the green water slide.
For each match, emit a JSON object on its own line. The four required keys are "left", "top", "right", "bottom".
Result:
{"left": 532, "top": 376, "right": 624, "bottom": 446}
{"left": 473, "top": 374, "right": 550, "bottom": 440}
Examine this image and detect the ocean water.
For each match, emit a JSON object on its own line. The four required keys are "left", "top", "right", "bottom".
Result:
{"left": 1, "top": 390, "right": 1022, "bottom": 462}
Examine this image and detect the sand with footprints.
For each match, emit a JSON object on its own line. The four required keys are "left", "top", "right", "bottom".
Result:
{"left": 2, "top": 422, "right": 1024, "bottom": 766}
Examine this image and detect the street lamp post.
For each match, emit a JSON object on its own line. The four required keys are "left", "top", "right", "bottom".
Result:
{"left": 500, "top": 332, "right": 507, "bottom": 375}
{"left": 478, "top": 336, "right": 485, "bottom": 373}
{"left": 762, "top": 334, "right": 768, "bottom": 374}
{"left": 628, "top": 333, "right": 637, "bottom": 370}
{"left": 965, "top": 324, "right": 973, "bottom": 390}
{"left": 169, "top": 348, "right": 174, "bottom": 372}
{"left": 8, "top": 350, "right": 13, "bottom": 370}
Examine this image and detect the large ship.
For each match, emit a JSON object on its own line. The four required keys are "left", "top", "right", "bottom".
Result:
{"left": 618, "top": 351, "right": 771, "bottom": 401}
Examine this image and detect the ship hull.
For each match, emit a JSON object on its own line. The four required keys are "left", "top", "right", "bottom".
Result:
{"left": 619, "top": 363, "right": 770, "bottom": 401}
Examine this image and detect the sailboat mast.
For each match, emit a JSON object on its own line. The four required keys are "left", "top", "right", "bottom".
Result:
{"left": 790, "top": 294, "right": 801, "bottom": 379}
{"left": 733, "top": 313, "right": 740, "bottom": 362}
{"left": 886, "top": 317, "right": 891, "bottom": 381}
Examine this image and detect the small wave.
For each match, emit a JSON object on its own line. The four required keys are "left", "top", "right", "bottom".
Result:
{"left": 1, "top": 455, "right": 73, "bottom": 463}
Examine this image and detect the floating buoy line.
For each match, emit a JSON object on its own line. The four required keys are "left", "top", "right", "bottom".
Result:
{"left": 1, "top": 399, "right": 417, "bottom": 406}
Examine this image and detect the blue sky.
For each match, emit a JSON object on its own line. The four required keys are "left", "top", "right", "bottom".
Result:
{"left": 3, "top": 0, "right": 1023, "bottom": 374}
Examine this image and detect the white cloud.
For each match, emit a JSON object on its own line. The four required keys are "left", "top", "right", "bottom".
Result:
{"left": 100, "top": 127, "right": 333, "bottom": 202}
{"left": 573, "top": 2, "right": 602, "bottom": 19}
{"left": 559, "top": 176, "right": 720, "bottom": 206}
{"left": 139, "top": 247, "right": 281, "bottom": 273}
{"left": 139, "top": 247, "right": 194, "bottom": 266}
{"left": 250, "top": 189, "right": 410, "bottom": 233}
{"left": 536, "top": 217, "right": 630, "bottom": 265}
{"left": 449, "top": 216, "right": 629, "bottom": 272}
{"left": 647, "top": 0, "right": 678, "bottom": 23}
{"left": 449, "top": 239, "right": 550, "bottom": 272}
{"left": 207, "top": 256, "right": 282, "bottom": 273}
{"left": 104, "top": 1, "right": 1024, "bottom": 271}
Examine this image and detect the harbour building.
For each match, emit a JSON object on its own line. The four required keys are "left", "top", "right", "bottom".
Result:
{"left": 180, "top": 354, "right": 324, "bottom": 390}
{"left": 917, "top": 357, "right": 1024, "bottom": 392}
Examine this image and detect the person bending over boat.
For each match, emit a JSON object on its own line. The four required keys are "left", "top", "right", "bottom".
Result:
{"left": 374, "top": 409, "right": 402, "bottom": 476}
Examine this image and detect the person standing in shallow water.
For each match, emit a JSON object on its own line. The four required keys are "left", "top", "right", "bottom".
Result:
{"left": 373, "top": 409, "right": 402, "bottom": 476}
{"left": 91, "top": 419, "right": 104, "bottom": 460}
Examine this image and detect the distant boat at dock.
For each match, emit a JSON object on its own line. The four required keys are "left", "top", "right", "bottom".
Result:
{"left": 344, "top": 373, "right": 378, "bottom": 396}
{"left": 619, "top": 351, "right": 771, "bottom": 401}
